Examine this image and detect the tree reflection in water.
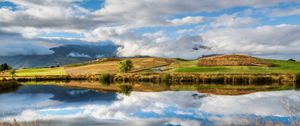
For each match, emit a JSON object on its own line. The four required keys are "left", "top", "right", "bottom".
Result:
{"left": 118, "top": 85, "right": 133, "bottom": 96}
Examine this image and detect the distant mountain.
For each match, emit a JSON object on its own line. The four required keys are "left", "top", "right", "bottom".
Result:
{"left": 0, "top": 44, "right": 118, "bottom": 68}
{"left": 50, "top": 44, "right": 118, "bottom": 58}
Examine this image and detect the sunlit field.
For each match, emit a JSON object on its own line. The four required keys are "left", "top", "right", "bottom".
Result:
{"left": 16, "top": 67, "right": 66, "bottom": 76}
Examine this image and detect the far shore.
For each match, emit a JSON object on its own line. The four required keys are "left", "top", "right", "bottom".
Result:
{"left": 0, "top": 72, "right": 297, "bottom": 85}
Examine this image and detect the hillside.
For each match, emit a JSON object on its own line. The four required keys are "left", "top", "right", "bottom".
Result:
{"left": 65, "top": 58, "right": 177, "bottom": 75}
{"left": 173, "top": 59, "right": 300, "bottom": 73}
{"left": 0, "top": 44, "right": 118, "bottom": 68}
{"left": 2, "top": 55, "right": 299, "bottom": 77}
{"left": 198, "top": 54, "right": 272, "bottom": 66}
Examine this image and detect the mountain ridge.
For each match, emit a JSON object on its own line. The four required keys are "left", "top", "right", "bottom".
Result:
{"left": 0, "top": 44, "right": 118, "bottom": 68}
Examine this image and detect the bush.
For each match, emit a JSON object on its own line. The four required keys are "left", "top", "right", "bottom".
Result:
{"left": 0, "top": 63, "right": 12, "bottom": 71}
{"left": 10, "top": 69, "right": 16, "bottom": 77}
{"left": 99, "top": 73, "right": 111, "bottom": 85}
{"left": 288, "top": 59, "right": 296, "bottom": 62}
{"left": 119, "top": 59, "right": 133, "bottom": 73}
{"left": 161, "top": 73, "right": 171, "bottom": 86}
{"left": 63, "top": 75, "right": 71, "bottom": 82}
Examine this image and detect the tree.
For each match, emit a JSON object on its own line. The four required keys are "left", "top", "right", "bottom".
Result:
{"left": 99, "top": 73, "right": 111, "bottom": 85}
{"left": 10, "top": 69, "right": 16, "bottom": 77}
{"left": 118, "top": 59, "right": 133, "bottom": 73}
{"left": 288, "top": 59, "right": 296, "bottom": 62}
{"left": 0, "top": 63, "right": 12, "bottom": 71}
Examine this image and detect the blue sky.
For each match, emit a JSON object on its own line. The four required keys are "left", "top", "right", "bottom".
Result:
{"left": 0, "top": 0, "right": 300, "bottom": 59}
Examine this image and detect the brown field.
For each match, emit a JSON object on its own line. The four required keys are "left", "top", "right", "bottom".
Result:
{"left": 65, "top": 57, "right": 177, "bottom": 75}
{"left": 198, "top": 54, "right": 272, "bottom": 66}
{"left": 131, "top": 58, "right": 177, "bottom": 71}
{"left": 65, "top": 60, "right": 119, "bottom": 75}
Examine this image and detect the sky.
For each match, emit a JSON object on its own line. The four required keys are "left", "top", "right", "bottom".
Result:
{"left": 0, "top": 0, "right": 300, "bottom": 59}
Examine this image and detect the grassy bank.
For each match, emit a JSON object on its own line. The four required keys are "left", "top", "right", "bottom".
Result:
{"left": 111, "top": 73, "right": 295, "bottom": 85}
{"left": 173, "top": 59, "right": 300, "bottom": 73}
{"left": 0, "top": 73, "right": 296, "bottom": 85}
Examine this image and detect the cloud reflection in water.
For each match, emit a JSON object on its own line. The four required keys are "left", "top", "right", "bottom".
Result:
{"left": 0, "top": 85, "right": 299, "bottom": 126}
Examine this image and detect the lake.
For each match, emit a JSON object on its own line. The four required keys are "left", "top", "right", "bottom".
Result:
{"left": 0, "top": 83, "right": 300, "bottom": 126}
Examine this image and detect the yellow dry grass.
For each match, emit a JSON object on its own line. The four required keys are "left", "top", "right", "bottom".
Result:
{"left": 16, "top": 67, "right": 66, "bottom": 76}
{"left": 198, "top": 54, "right": 272, "bottom": 66}
{"left": 65, "top": 57, "right": 177, "bottom": 75}
{"left": 65, "top": 61, "right": 119, "bottom": 75}
{"left": 131, "top": 58, "right": 177, "bottom": 71}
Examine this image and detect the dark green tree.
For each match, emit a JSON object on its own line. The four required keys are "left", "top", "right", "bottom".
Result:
{"left": 99, "top": 73, "right": 111, "bottom": 85}
{"left": 0, "top": 63, "right": 12, "bottom": 71}
{"left": 118, "top": 59, "right": 133, "bottom": 73}
{"left": 288, "top": 59, "right": 296, "bottom": 62}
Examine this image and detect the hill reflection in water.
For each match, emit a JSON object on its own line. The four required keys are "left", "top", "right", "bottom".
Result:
{"left": 0, "top": 84, "right": 299, "bottom": 126}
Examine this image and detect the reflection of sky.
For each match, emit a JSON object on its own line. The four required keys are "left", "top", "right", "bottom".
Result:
{"left": 0, "top": 85, "right": 300, "bottom": 126}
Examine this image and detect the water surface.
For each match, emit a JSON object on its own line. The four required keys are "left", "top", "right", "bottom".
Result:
{"left": 0, "top": 84, "right": 300, "bottom": 126}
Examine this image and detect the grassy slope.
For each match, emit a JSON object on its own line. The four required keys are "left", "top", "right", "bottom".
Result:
{"left": 65, "top": 60, "right": 119, "bottom": 75}
{"left": 173, "top": 59, "right": 300, "bottom": 73}
{"left": 8, "top": 57, "right": 300, "bottom": 76}
{"left": 11, "top": 58, "right": 176, "bottom": 76}
{"left": 64, "top": 57, "right": 176, "bottom": 75}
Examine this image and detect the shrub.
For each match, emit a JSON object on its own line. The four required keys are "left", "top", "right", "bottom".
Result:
{"left": 10, "top": 69, "right": 16, "bottom": 77}
{"left": 99, "top": 73, "right": 111, "bottom": 85}
{"left": 288, "top": 59, "right": 296, "bottom": 62}
{"left": 161, "top": 74, "right": 171, "bottom": 82}
{"left": 161, "top": 73, "right": 172, "bottom": 86}
{"left": 0, "top": 63, "right": 12, "bottom": 71}
{"left": 63, "top": 75, "right": 71, "bottom": 82}
{"left": 118, "top": 59, "right": 133, "bottom": 73}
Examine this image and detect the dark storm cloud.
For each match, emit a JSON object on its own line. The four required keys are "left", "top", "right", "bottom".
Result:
{"left": 0, "top": 30, "right": 54, "bottom": 56}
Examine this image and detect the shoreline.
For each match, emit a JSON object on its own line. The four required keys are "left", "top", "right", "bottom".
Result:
{"left": 0, "top": 73, "right": 297, "bottom": 85}
{"left": 1, "top": 72, "right": 298, "bottom": 95}
{"left": 18, "top": 80, "right": 300, "bottom": 95}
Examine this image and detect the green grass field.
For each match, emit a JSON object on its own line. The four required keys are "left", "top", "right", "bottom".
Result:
{"left": 16, "top": 67, "right": 66, "bottom": 76}
{"left": 174, "top": 59, "right": 300, "bottom": 73}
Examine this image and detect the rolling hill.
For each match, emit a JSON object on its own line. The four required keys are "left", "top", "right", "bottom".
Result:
{"left": 7, "top": 55, "right": 300, "bottom": 77}
{"left": 197, "top": 54, "right": 272, "bottom": 66}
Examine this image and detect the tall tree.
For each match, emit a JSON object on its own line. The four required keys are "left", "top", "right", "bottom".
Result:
{"left": 118, "top": 59, "right": 133, "bottom": 73}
